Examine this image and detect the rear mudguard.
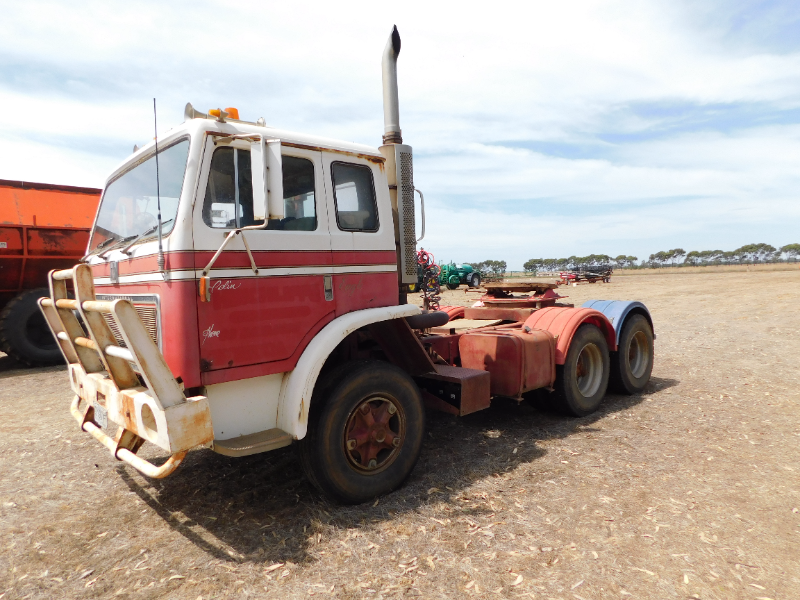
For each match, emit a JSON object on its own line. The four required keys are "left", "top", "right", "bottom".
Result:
{"left": 524, "top": 307, "right": 616, "bottom": 364}
{"left": 581, "top": 300, "right": 653, "bottom": 345}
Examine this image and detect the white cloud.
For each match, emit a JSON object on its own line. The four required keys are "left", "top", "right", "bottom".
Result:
{"left": 0, "top": 0, "right": 798, "bottom": 266}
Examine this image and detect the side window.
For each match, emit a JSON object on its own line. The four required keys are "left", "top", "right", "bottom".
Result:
{"left": 267, "top": 156, "right": 317, "bottom": 231}
{"left": 202, "top": 147, "right": 262, "bottom": 228}
{"left": 331, "top": 162, "right": 378, "bottom": 232}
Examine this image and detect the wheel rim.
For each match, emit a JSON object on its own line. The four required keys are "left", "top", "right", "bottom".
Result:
{"left": 627, "top": 330, "right": 650, "bottom": 379}
{"left": 574, "top": 343, "right": 603, "bottom": 397}
{"left": 343, "top": 396, "right": 405, "bottom": 473}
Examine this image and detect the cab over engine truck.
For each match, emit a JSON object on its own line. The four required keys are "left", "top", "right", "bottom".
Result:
{"left": 40, "top": 27, "right": 655, "bottom": 504}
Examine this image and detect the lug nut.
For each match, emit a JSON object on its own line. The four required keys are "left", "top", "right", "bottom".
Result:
{"left": 387, "top": 404, "right": 397, "bottom": 415}
{"left": 360, "top": 404, "right": 370, "bottom": 414}
{"left": 392, "top": 437, "right": 401, "bottom": 447}
{"left": 347, "top": 439, "right": 357, "bottom": 450}
{"left": 368, "top": 459, "right": 377, "bottom": 469}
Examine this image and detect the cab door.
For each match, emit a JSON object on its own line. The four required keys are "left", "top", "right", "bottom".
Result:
{"left": 321, "top": 152, "right": 398, "bottom": 316}
{"left": 193, "top": 137, "right": 334, "bottom": 380}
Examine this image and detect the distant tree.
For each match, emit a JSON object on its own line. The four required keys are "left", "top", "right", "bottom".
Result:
{"left": 523, "top": 258, "right": 543, "bottom": 274}
{"left": 668, "top": 248, "right": 686, "bottom": 266}
{"left": 780, "top": 243, "right": 800, "bottom": 262}
{"left": 654, "top": 251, "right": 670, "bottom": 267}
{"left": 755, "top": 243, "right": 776, "bottom": 262}
{"left": 477, "top": 260, "right": 507, "bottom": 276}
{"left": 685, "top": 250, "right": 701, "bottom": 266}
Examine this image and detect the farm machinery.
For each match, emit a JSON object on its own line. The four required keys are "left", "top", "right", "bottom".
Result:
{"left": 559, "top": 264, "right": 613, "bottom": 284}
{"left": 38, "top": 26, "right": 654, "bottom": 503}
{"left": 439, "top": 262, "right": 481, "bottom": 289}
{"left": 0, "top": 180, "right": 101, "bottom": 365}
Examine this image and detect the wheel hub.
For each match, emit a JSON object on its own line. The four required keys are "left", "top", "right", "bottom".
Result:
{"left": 344, "top": 397, "right": 404, "bottom": 472}
{"left": 575, "top": 343, "right": 603, "bottom": 397}
{"left": 628, "top": 330, "right": 650, "bottom": 379}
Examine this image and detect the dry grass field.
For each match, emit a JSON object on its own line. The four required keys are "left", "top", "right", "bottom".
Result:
{"left": 1, "top": 269, "right": 799, "bottom": 599}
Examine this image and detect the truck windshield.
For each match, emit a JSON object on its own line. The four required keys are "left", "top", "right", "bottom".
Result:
{"left": 89, "top": 139, "right": 190, "bottom": 251}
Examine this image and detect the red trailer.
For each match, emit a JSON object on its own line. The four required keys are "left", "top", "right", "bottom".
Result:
{"left": 0, "top": 179, "right": 101, "bottom": 365}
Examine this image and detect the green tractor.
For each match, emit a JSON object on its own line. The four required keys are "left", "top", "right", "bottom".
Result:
{"left": 439, "top": 262, "right": 482, "bottom": 290}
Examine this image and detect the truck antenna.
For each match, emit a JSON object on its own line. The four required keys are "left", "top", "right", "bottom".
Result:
{"left": 153, "top": 98, "right": 165, "bottom": 274}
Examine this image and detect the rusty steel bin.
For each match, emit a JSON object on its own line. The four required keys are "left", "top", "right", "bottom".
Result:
{"left": 459, "top": 328, "right": 556, "bottom": 398}
{"left": 0, "top": 179, "right": 101, "bottom": 365}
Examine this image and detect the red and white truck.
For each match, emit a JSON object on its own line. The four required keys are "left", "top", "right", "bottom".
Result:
{"left": 40, "top": 27, "right": 654, "bottom": 503}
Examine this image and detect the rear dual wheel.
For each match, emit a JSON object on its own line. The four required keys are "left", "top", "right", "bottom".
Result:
{"left": 610, "top": 314, "right": 654, "bottom": 394}
{"left": 555, "top": 324, "right": 610, "bottom": 417}
{"left": 298, "top": 361, "right": 425, "bottom": 504}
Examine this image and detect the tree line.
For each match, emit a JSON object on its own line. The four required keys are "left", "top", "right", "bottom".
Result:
{"left": 523, "top": 255, "right": 635, "bottom": 273}
{"left": 646, "top": 243, "right": 800, "bottom": 267}
{"left": 471, "top": 260, "right": 508, "bottom": 276}
{"left": 522, "top": 243, "right": 800, "bottom": 273}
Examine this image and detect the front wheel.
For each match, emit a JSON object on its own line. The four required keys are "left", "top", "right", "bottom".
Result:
{"left": 298, "top": 361, "right": 425, "bottom": 504}
{"left": 609, "top": 314, "right": 653, "bottom": 394}
{"left": 555, "top": 324, "right": 610, "bottom": 416}
{"left": 446, "top": 282, "right": 459, "bottom": 290}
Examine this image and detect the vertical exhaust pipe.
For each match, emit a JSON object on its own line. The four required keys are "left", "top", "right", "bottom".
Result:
{"left": 382, "top": 25, "right": 403, "bottom": 145}
{"left": 379, "top": 25, "right": 417, "bottom": 293}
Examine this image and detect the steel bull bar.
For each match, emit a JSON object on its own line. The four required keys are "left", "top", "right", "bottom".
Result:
{"left": 39, "top": 264, "right": 213, "bottom": 478}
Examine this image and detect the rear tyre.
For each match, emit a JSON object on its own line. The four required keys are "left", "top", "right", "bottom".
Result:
{"left": 555, "top": 324, "right": 610, "bottom": 417}
{"left": 298, "top": 361, "right": 425, "bottom": 504}
{"left": 0, "top": 288, "right": 62, "bottom": 366}
{"left": 470, "top": 273, "right": 481, "bottom": 288}
{"left": 609, "top": 314, "right": 653, "bottom": 394}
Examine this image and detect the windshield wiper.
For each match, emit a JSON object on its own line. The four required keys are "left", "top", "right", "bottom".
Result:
{"left": 90, "top": 235, "right": 122, "bottom": 255}
{"left": 122, "top": 219, "right": 174, "bottom": 255}
{"left": 98, "top": 233, "right": 139, "bottom": 258}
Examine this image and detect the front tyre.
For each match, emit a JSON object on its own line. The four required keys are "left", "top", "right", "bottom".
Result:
{"left": 609, "top": 314, "right": 653, "bottom": 394}
{"left": 298, "top": 361, "right": 425, "bottom": 504}
{"left": 555, "top": 324, "right": 610, "bottom": 416}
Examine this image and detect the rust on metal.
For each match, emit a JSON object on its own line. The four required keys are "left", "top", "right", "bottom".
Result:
{"left": 344, "top": 397, "right": 404, "bottom": 471}
{"left": 414, "top": 364, "right": 491, "bottom": 416}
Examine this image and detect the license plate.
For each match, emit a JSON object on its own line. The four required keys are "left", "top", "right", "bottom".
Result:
{"left": 93, "top": 403, "right": 108, "bottom": 429}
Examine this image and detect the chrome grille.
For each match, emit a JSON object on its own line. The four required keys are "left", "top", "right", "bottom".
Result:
{"left": 96, "top": 294, "right": 160, "bottom": 350}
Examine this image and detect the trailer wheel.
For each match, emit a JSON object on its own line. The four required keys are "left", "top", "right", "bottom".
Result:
{"left": 609, "top": 314, "right": 653, "bottom": 394}
{"left": 0, "top": 288, "right": 62, "bottom": 366}
{"left": 555, "top": 324, "right": 610, "bottom": 417}
{"left": 298, "top": 361, "right": 425, "bottom": 504}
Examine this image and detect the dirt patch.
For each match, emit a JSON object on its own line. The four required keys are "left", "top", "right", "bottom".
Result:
{"left": 1, "top": 270, "right": 799, "bottom": 599}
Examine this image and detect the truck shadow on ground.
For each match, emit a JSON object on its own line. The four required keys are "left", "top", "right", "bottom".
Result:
{"left": 119, "top": 375, "right": 679, "bottom": 566}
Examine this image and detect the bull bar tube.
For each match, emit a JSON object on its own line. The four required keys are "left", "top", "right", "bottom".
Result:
{"left": 39, "top": 264, "right": 213, "bottom": 478}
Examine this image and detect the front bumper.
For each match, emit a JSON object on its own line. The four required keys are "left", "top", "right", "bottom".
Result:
{"left": 40, "top": 264, "right": 213, "bottom": 478}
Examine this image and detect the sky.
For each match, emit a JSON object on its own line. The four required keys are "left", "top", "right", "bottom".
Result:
{"left": 1, "top": 0, "right": 799, "bottom": 269}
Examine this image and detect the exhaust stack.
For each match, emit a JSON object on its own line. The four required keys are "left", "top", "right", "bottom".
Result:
{"left": 379, "top": 26, "right": 417, "bottom": 291}
{"left": 382, "top": 25, "right": 403, "bottom": 145}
